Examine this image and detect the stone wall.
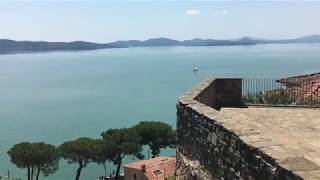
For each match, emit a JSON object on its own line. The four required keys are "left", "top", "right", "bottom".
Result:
{"left": 176, "top": 78, "right": 302, "bottom": 180}
{"left": 194, "top": 78, "right": 243, "bottom": 109}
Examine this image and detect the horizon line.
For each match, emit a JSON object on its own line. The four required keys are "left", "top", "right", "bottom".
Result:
{"left": 1, "top": 34, "right": 319, "bottom": 44}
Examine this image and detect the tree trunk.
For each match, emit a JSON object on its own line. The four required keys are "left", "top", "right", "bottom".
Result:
{"left": 115, "top": 154, "right": 122, "bottom": 180}
{"left": 104, "top": 161, "right": 107, "bottom": 177}
{"left": 31, "top": 166, "right": 34, "bottom": 180}
{"left": 27, "top": 166, "right": 31, "bottom": 180}
{"left": 75, "top": 161, "right": 83, "bottom": 180}
{"left": 36, "top": 167, "right": 41, "bottom": 180}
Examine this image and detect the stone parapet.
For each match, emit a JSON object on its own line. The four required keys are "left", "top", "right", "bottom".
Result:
{"left": 176, "top": 78, "right": 304, "bottom": 180}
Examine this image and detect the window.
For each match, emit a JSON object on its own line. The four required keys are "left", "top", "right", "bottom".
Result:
{"left": 153, "top": 170, "right": 162, "bottom": 176}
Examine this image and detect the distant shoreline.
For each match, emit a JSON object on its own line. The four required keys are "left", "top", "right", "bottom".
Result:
{"left": 1, "top": 43, "right": 320, "bottom": 55}
{"left": 0, "top": 35, "right": 320, "bottom": 54}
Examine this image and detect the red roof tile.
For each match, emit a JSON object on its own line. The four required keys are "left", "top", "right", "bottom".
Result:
{"left": 275, "top": 73, "right": 320, "bottom": 103}
{"left": 277, "top": 72, "right": 320, "bottom": 85}
{"left": 123, "top": 156, "right": 176, "bottom": 180}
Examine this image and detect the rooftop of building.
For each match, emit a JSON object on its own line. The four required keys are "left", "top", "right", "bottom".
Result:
{"left": 219, "top": 106, "right": 320, "bottom": 179}
{"left": 277, "top": 72, "right": 320, "bottom": 85}
{"left": 123, "top": 156, "right": 176, "bottom": 180}
{"left": 178, "top": 75, "right": 320, "bottom": 179}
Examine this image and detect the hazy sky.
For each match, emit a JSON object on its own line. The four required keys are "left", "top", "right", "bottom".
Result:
{"left": 0, "top": 1, "right": 319, "bottom": 42}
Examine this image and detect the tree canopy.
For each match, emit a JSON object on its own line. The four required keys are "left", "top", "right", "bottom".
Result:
{"left": 101, "top": 128, "right": 143, "bottom": 179}
{"left": 90, "top": 139, "right": 117, "bottom": 177}
{"left": 6, "top": 121, "right": 176, "bottom": 180}
{"left": 59, "top": 137, "right": 100, "bottom": 180}
{"left": 133, "top": 121, "right": 176, "bottom": 157}
{"left": 8, "top": 142, "right": 59, "bottom": 180}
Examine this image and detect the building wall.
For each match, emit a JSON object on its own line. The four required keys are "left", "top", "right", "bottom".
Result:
{"left": 175, "top": 79, "right": 303, "bottom": 180}
{"left": 124, "top": 167, "right": 147, "bottom": 180}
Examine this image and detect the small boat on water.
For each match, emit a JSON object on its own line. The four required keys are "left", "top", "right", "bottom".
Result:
{"left": 193, "top": 65, "right": 199, "bottom": 72}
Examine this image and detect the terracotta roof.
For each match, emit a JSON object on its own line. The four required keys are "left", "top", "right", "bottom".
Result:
{"left": 268, "top": 73, "right": 320, "bottom": 104}
{"left": 277, "top": 72, "right": 320, "bottom": 85}
{"left": 123, "top": 156, "right": 176, "bottom": 180}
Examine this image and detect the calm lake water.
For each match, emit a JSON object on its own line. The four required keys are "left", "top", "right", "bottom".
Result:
{"left": 0, "top": 44, "right": 320, "bottom": 179}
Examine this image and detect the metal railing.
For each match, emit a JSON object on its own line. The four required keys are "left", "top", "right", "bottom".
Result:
{"left": 242, "top": 78, "right": 320, "bottom": 106}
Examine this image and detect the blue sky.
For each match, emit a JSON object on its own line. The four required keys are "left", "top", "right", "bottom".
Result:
{"left": 0, "top": 1, "right": 319, "bottom": 43}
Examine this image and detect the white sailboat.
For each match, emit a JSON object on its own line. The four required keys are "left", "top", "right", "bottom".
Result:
{"left": 193, "top": 65, "right": 199, "bottom": 72}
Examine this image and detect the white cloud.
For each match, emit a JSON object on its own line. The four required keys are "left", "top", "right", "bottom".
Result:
{"left": 185, "top": 9, "right": 200, "bottom": 16}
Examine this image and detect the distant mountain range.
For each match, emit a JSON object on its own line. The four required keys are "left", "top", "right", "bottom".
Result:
{"left": 0, "top": 39, "right": 112, "bottom": 53}
{"left": 1, "top": 35, "right": 320, "bottom": 53}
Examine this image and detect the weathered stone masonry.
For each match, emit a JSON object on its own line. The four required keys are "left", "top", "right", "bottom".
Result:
{"left": 176, "top": 79, "right": 303, "bottom": 180}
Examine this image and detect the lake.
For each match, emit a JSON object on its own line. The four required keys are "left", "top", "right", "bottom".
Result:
{"left": 0, "top": 44, "right": 320, "bottom": 179}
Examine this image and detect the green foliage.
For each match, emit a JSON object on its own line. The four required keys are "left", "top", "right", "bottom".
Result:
{"left": 91, "top": 139, "right": 116, "bottom": 164}
{"left": 59, "top": 137, "right": 101, "bottom": 180}
{"left": 31, "top": 143, "right": 59, "bottom": 177}
{"left": 265, "top": 93, "right": 285, "bottom": 104}
{"left": 59, "top": 137, "right": 96, "bottom": 164}
{"left": 242, "top": 92, "right": 256, "bottom": 104}
{"left": 6, "top": 121, "right": 177, "bottom": 180}
{"left": 7, "top": 142, "right": 59, "bottom": 180}
{"left": 241, "top": 91, "right": 317, "bottom": 105}
{"left": 133, "top": 121, "right": 176, "bottom": 157}
{"left": 90, "top": 139, "right": 118, "bottom": 177}
{"left": 8, "top": 142, "right": 33, "bottom": 169}
{"left": 101, "top": 128, "right": 143, "bottom": 158}
{"left": 101, "top": 128, "right": 143, "bottom": 179}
